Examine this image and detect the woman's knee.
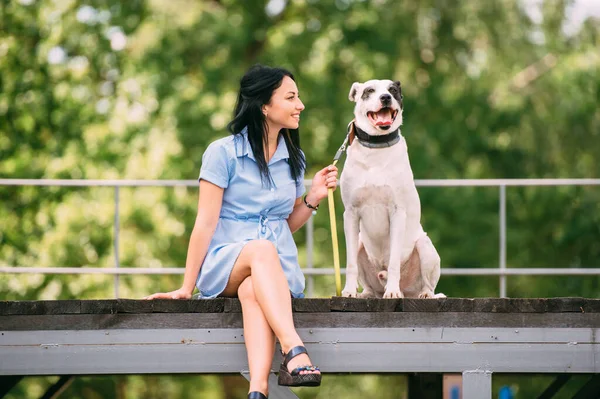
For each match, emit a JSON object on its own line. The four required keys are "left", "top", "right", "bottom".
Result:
{"left": 245, "top": 239, "right": 279, "bottom": 265}
{"left": 237, "top": 277, "right": 256, "bottom": 302}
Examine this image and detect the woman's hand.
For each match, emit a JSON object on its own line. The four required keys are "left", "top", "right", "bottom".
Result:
{"left": 144, "top": 287, "right": 192, "bottom": 300}
{"left": 307, "top": 165, "right": 338, "bottom": 204}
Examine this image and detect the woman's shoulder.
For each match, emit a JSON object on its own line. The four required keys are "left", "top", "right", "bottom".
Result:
{"left": 208, "top": 134, "right": 236, "bottom": 149}
{"left": 204, "top": 133, "right": 240, "bottom": 156}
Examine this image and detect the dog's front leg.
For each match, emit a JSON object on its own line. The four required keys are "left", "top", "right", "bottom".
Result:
{"left": 384, "top": 208, "right": 406, "bottom": 298}
{"left": 342, "top": 209, "right": 360, "bottom": 297}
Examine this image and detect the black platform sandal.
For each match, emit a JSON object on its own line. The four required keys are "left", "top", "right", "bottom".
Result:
{"left": 248, "top": 392, "right": 267, "bottom": 399}
{"left": 278, "top": 345, "right": 322, "bottom": 387}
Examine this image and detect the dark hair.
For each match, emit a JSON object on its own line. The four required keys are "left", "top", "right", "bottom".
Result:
{"left": 227, "top": 64, "right": 306, "bottom": 187}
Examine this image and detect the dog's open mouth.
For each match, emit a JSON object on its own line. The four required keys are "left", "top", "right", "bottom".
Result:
{"left": 367, "top": 107, "right": 398, "bottom": 127}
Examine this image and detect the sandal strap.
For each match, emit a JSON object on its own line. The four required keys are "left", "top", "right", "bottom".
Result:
{"left": 282, "top": 345, "right": 308, "bottom": 367}
{"left": 248, "top": 392, "right": 267, "bottom": 399}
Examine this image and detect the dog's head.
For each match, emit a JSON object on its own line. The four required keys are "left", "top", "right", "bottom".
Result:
{"left": 348, "top": 80, "right": 403, "bottom": 135}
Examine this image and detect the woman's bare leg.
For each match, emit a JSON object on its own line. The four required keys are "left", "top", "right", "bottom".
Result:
{"left": 238, "top": 277, "right": 274, "bottom": 396}
{"left": 222, "top": 239, "right": 319, "bottom": 376}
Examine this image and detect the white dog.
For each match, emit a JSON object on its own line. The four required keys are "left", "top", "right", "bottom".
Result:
{"left": 340, "top": 79, "right": 445, "bottom": 299}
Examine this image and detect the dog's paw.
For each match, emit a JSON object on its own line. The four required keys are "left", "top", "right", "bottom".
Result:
{"left": 342, "top": 283, "right": 358, "bottom": 298}
{"left": 358, "top": 290, "right": 377, "bottom": 299}
{"left": 418, "top": 291, "right": 435, "bottom": 299}
{"left": 383, "top": 289, "right": 404, "bottom": 299}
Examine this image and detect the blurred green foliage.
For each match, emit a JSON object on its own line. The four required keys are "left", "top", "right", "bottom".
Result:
{"left": 1, "top": 0, "right": 599, "bottom": 397}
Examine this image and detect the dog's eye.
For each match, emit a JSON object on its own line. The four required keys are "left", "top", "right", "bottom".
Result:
{"left": 365, "top": 88, "right": 375, "bottom": 94}
{"left": 389, "top": 87, "right": 397, "bottom": 94}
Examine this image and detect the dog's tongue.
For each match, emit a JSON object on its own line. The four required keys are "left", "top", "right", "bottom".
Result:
{"left": 374, "top": 108, "right": 393, "bottom": 126}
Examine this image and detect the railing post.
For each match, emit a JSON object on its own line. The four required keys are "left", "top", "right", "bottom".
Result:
{"left": 306, "top": 214, "right": 314, "bottom": 298}
{"left": 114, "top": 186, "right": 120, "bottom": 298}
{"left": 463, "top": 370, "right": 492, "bottom": 399}
{"left": 499, "top": 185, "right": 507, "bottom": 298}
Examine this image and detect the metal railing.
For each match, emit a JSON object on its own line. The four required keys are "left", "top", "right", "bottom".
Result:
{"left": 1, "top": 178, "right": 600, "bottom": 298}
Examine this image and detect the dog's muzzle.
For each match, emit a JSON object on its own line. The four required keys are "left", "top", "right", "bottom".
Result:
{"left": 380, "top": 94, "right": 392, "bottom": 107}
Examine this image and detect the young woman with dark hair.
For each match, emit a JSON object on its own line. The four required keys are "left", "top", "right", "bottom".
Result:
{"left": 146, "top": 64, "right": 338, "bottom": 398}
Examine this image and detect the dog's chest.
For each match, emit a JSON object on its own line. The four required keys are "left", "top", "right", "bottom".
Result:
{"left": 340, "top": 141, "right": 414, "bottom": 209}
{"left": 350, "top": 184, "right": 395, "bottom": 209}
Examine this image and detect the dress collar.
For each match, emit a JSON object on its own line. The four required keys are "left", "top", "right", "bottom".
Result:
{"left": 235, "top": 126, "right": 290, "bottom": 164}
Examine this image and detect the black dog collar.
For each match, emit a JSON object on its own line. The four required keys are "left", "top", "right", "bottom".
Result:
{"left": 354, "top": 124, "right": 401, "bottom": 148}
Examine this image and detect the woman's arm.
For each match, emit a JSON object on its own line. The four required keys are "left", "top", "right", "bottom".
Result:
{"left": 145, "top": 180, "right": 223, "bottom": 299}
{"left": 287, "top": 191, "right": 321, "bottom": 234}
{"left": 287, "top": 165, "right": 338, "bottom": 233}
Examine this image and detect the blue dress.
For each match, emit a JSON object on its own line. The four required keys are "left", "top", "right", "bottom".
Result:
{"left": 196, "top": 127, "right": 306, "bottom": 298}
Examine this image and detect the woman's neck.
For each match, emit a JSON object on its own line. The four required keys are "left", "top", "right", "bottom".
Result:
{"left": 264, "top": 122, "right": 281, "bottom": 161}
{"left": 265, "top": 121, "right": 281, "bottom": 142}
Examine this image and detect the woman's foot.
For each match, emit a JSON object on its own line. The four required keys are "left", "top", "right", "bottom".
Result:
{"left": 278, "top": 345, "right": 322, "bottom": 387}
{"left": 248, "top": 380, "right": 268, "bottom": 398}
{"left": 286, "top": 351, "right": 320, "bottom": 376}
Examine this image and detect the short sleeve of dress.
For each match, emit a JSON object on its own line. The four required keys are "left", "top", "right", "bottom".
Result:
{"left": 199, "top": 142, "right": 230, "bottom": 188}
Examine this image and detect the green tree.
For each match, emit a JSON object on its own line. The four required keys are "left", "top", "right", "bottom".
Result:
{"left": 1, "top": 0, "right": 599, "bottom": 397}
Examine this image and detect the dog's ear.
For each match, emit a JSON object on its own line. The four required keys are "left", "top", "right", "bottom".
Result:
{"left": 349, "top": 82, "right": 362, "bottom": 102}
{"left": 393, "top": 80, "right": 403, "bottom": 108}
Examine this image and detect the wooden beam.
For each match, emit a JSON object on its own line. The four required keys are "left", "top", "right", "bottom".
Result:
{"left": 0, "top": 376, "right": 22, "bottom": 398}
{"left": 408, "top": 373, "right": 442, "bottom": 399}
{"left": 1, "top": 298, "right": 598, "bottom": 316}
{"left": 573, "top": 375, "right": 600, "bottom": 399}
{"left": 537, "top": 374, "right": 570, "bottom": 399}
{"left": 40, "top": 376, "right": 74, "bottom": 399}
{"left": 1, "top": 327, "right": 598, "bottom": 375}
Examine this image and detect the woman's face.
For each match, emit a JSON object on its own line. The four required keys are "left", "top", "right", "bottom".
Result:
{"left": 263, "top": 76, "right": 305, "bottom": 130}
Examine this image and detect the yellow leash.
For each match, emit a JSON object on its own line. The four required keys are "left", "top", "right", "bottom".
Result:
{"left": 327, "top": 125, "right": 352, "bottom": 296}
{"left": 327, "top": 169, "right": 342, "bottom": 296}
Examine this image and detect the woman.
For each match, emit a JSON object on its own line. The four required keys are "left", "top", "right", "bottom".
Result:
{"left": 145, "top": 64, "right": 338, "bottom": 399}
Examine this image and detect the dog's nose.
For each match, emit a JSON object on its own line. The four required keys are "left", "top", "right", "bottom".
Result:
{"left": 380, "top": 94, "right": 392, "bottom": 104}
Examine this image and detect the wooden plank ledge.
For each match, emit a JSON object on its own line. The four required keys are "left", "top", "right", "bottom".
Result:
{"left": 1, "top": 297, "right": 599, "bottom": 377}
{"left": 1, "top": 297, "right": 598, "bottom": 315}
